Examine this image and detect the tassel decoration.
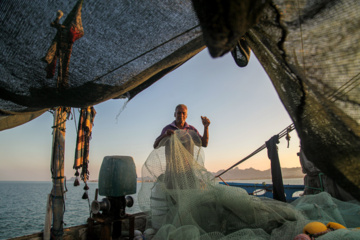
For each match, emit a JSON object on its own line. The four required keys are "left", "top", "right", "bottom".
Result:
{"left": 74, "top": 170, "right": 80, "bottom": 186}
{"left": 82, "top": 183, "right": 89, "bottom": 199}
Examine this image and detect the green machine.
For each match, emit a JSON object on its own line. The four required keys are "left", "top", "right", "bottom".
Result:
{"left": 91, "top": 156, "right": 137, "bottom": 218}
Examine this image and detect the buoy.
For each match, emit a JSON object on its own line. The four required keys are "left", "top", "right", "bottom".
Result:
{"left": 144, "top": 228, "right": 156, "bottom": 239}
{"left": 326, "top": 222, "right": 346, "bottom": 230}
{"left": 134, "top": 230, "right": 143, "bottom": 237}
{"left": 293, "top": 233, "right": 311, "bottom": 240}
{"left": 300, "top": 221, "right": 349, "bottom": 240}
{"left": 303, "top": 222, "right": 327, "bottom": 235}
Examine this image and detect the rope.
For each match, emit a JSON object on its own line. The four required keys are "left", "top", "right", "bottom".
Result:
{"left": 218, "top": 176, "right": 229, "bottom": 186}
{"left": 328, "top": 72, "right": 360, "bottom": 102}
{"left": 72, "top": 108, "right": 78, "bottom": 134}
{"left": 215, "top": 123, "right": 295, "bottom": 178}
{"left": 91, "top": 24, "right": 201, "bottom": 83}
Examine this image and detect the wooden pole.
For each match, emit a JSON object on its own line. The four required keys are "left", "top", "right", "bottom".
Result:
{"left": 50, "top": 107, "right": 68, "bottom": 240}
{"left": 44, "top": 194, "right": 52, "bottom": 240}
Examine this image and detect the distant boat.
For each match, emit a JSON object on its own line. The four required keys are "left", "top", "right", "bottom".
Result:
{"left": 219, "top": 182, "right": 304, "bottom": 202}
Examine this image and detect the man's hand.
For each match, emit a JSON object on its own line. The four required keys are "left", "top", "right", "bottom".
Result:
{"left": 165, "top": 129, "right": 175, "bottom": 136}
{"left": 154, "top": 129, "right": 175, "bottom": 148}
{"left": 201, "top": 116, "right": 210, "bottom": 147}
{"left": 201, "top": 116, "right": 210, "bottom": 128}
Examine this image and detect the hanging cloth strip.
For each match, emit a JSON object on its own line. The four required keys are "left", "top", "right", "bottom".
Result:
{"left": 42, "top": 0, "right": 84, "bottom": 88}
{"left": 73, "top": 106, "right": 96, "bottom": 198}
{"left": 265, "top": 135, "right": 286, "bottom": 202}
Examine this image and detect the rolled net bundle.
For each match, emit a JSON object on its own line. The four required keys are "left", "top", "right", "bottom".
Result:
{"left": 138, "top": 130, "right": 360, "bottom": 239}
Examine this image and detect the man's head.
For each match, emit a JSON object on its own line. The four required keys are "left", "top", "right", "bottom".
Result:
{"left": 174, "top": 104, "right": 187, "bottom": 128}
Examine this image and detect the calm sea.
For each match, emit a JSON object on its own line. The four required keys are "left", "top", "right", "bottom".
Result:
{"left": 0, "top": 178, "right": 303, "bottom": 239}
{"left": 0, "top": 181, "right": 141, "bottom": 240}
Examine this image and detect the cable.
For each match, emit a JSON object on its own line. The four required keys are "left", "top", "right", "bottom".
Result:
{"left": 215, "top": 123, "right": 295, "bottom": 178}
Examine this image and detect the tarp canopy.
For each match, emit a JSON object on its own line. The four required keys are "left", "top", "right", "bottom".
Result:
{"left": 1, "top": 0, "right": 359, "bottom": 200}
{"left": 0, "top": 0, "right": 204, "bottom": 122}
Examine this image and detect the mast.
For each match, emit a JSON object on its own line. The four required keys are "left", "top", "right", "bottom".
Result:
{"left": 50, "top": 107, "right": 69, "bottom": 240}
{"left": 44, "top": 2, "right": 84, "bottom": 237}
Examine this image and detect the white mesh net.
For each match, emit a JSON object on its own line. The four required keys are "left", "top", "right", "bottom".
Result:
{"left": 138, "top": 130, "right": 360, "bottom": 239}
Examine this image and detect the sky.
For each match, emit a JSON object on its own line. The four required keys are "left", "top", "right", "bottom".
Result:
{"left": 0, "top": 49, "right": 301, "bottom": 181}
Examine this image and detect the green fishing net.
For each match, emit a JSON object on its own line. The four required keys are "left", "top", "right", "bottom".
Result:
{"left": 138, "top": 130, "right": 360, "bottom": 239}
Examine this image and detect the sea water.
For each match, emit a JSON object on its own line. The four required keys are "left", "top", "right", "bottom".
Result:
{"left": 0, "top": 178, "right": 304, "bottom": 239}
{"left": 0, "top": 181, "right": 141, "bottom": 239}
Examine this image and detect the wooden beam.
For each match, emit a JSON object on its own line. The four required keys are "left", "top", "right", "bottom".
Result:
{"left": 50, "top": 107, "right": 68, "bottom": 239}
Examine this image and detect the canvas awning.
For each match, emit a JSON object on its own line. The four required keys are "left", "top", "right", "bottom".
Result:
{"left": 1, "top": 0, "right": 359, "bottom": 200}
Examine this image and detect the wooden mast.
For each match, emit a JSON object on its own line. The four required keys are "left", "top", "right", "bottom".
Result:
{"left": 50, "top": 107, "right": 68, "bottom": 240}
{"left": 43, "top": 2, "right": 84, "bottom": 238}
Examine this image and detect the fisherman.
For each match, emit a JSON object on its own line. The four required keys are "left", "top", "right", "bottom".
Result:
{"left": 153, "top": 104, "right": 210, "bottom": 149}
{"left": 153, "top": 104, "right": 210, "bottom": 189}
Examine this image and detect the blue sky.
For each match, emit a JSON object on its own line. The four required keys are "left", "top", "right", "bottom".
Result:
{"left": 0, "top": 49, "right": 301, "bottom": 181}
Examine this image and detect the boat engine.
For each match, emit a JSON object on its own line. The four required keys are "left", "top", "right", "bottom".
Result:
{"left": 91, "top": 195, "right": 134, "bottom": 218}
{"left": 89, "top": 156, "right": 137, "bottom": 239}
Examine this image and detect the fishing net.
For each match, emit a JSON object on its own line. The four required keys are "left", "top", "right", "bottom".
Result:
{"left": 138, "top": 130, "right": 360, "bottom": 239}
{"left": 1, "top": 0, "right": 359, "bottom": 201}
{"left": 244, "top": 0, "right": 360, "bottom": 199}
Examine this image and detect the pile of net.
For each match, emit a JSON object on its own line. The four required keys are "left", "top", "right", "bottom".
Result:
{"left": 138, "top": 130, "right": 360, "bottom": 239}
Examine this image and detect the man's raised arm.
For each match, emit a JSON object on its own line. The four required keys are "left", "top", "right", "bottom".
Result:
{"left": 201, "top": 116, "right": 210, "bottom": 147}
